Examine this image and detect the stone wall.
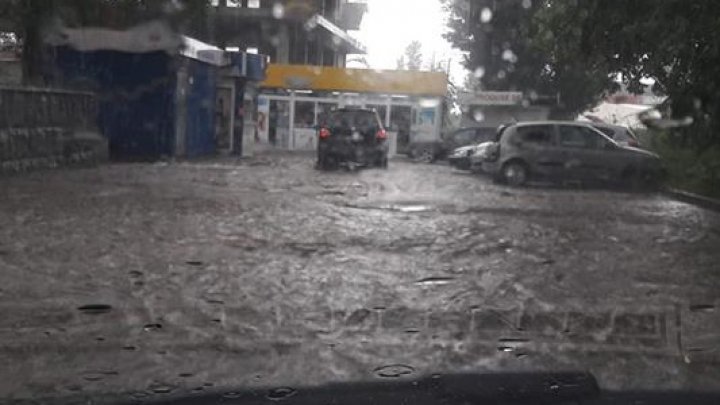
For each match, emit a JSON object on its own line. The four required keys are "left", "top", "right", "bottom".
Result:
{"left": 0, "top": 86, "right": 108, "bottom": 174}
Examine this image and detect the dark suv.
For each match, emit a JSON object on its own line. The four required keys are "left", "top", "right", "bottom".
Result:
{"left": 482, "top": 121, "right": 663, "bottom": 186}
{"left": 316, "top": 108, "right": 388, "bottom": 170}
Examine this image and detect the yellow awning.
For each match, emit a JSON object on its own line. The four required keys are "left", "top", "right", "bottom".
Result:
{"left": 260, "top": 64, "right": 448, "bottom": 97}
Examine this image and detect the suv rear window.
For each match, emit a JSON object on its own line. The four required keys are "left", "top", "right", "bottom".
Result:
{"left": 326, "top": 110, "right": 379, "bottom": 130}
{"left": 516, "top": 125, "right": 554, "bottom": 144}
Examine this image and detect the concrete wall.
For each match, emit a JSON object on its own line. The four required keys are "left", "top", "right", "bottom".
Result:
{"left": 0, "top": 60, "right": 22, "bottom": 85}
{"left": 0, "top": 86, "right": 108, "bottom": 174}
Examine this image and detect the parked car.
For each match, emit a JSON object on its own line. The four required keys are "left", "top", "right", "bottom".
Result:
{"left": 408, "top": 126, "right": 496, "bottom": 163}
{"left": 481, "top": 121, "right": 663, "bottom": 186}
{"left": 589, "top": 123, "right": 641, "bottom": 147}
{"left": 316, "top": 108, "right": 388, "bottom": 170}
{"left": 448, "top": 125, "right": 510, "bottom": 171}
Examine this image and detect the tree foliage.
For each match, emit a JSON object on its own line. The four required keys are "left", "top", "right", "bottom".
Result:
{"left": 443, "top": 0, "right": 720, "bottom": 145}
{"left": 402, "top": 40, "right": 423, "bottom": 71}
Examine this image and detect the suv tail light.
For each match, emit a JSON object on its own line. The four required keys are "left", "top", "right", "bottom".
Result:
{"left": 319, "top": 128, "right": 331, "bottom": 139}
{"left": 376, "top": 129, "right": 387, "bottom": 140}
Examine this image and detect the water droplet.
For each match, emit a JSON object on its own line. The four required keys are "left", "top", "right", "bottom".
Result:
{"left": 473, "top": 109, "right": 485, "bottom": 122}
{"left": 77, "top": 304, "right": 113, "bottom": 315}
{"left": 272, "top": 2, "right": 284, "bottom": 18}
{"left": 373, "top": 364, "right": 415, "bottom": 378}
{"left": 66, "top": 385, "right": 82, "bottom": 392}
{"left": 185, "top": 260, "right": 203, "bottom": 266}
{"left": 149, "top": 384, "right": 175, "bottom": 394}
{"left": 95, "top": 336, "right": 105, "bottom": 342}
{"left": 480, "top": 7, "right": 493, "bottom": 23}
{"left": 497, "top": 70, "right": 507, "bottom": 79}
{"left": 179, "top": 372, "right": 194, "bottom": 378}
{"left": 122, "top": 345, "right": 137, "bottom": 351}
{"left": 304, "top": 18, "right": 318, "bottom": 31}
{"left": 689, "top": 304, "right": 715, "bottom": 313}
{"left": 204, "top": 382, "right": 215, "bottom": 387}
{"left": 143, "top": 323, "right": 163, "bottom": 332}
{"left": 131, "top": 391, "right": 150, "bottom": 399}
{"left": 515, "top": 352, "right": 529, "bottom": 359}
{"left": 521, "top": 99, "right": 531, "bottom": 108}
{"left": 522, "top": 0, "right": 532, "bottom": 9}
{"left": 212, "top": 318, "right": 222, "bottom": 324}
{"left": 497, "top": 345, "right": 515, "bottom": 352}
{"left": 223, "top": 391, "right": 243, "bottom": 399}
{"left": 415, "top": 276, "right": 455, "bottom": 286}
{"left": 501, "top": 49, "right": 517, "bottom": 63}
{"left": 191, "top": 386, "right": 205, "bottom": 393}
{"left": 473, "top": 66, "right": 485, "bottom": 78}
{"left": 81, "top": 370, "right": 116, "bottom": 381}
{"left": 133, "top": 281, "right": 144, "bottom": 287}
{"left": 431, "top": 373, "right": 442, "bottom": 379}
{"left": 404, "top": 328, "right": 420, "bottom": 334}
{"left": 267, "top": 387, "right": 297, "bottom": 401}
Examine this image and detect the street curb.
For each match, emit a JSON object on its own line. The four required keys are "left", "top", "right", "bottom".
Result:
{"left": 664, "top": 188, "right": 720, "bottom": 212}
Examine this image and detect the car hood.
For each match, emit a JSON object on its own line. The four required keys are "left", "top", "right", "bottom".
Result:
{"left": 451, "top": 145, "right": 478, "bottom": 156}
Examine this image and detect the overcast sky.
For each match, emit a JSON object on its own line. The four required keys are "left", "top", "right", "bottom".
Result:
{"left": 349, "top": 0, "right": 467, "bottom": 85}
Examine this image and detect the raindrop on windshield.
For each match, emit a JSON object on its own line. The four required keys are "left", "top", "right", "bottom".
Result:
{"left": 480, "top": 7, "right": 493, "bottom": 23}
{"left": 77, "top": 304, "right": 112, "bottom": 315}
{"left": 185, "top": 260, "right": 203, "bottom": 266}
{"left": 415, "top": 276, "right": 455, "bottom": 286}
{"left": 689, "top": 304, "right": 715, "bottom": 313}
{"left": 272, "top": 2, "right": 285, "bottom": 19}
{"left": 267, "top": 387, "right": 298, "bottom": 401}
{"left": 223, "top": 391, "right": 243, "bottom": 399}
{"left": 149, "top": 384, "right": 175, "bottom": 394}
{"left": 522, "top": 0, "right": 532, "bottom": 9}
{"left": 178, "top": 372, "right": 194, "bottom": 378}
{"left": 473, "top": 66, "right": 485, "bottom": 78}
{"left": 502, "top": 49, "right": 517, "bottom": 63}
{"left": 122, "top": 345, "right": 137, "bottom": 351}
{"left": 497, "top": 70, "right": 507, "bottom": 79}
{"left": 473, "top": 109, "right": 485, "bottom": 122}
{"left": 143, "top": 323, "right": 163, "bottom": 332}
{"left": 373, "top": 364, "right": 415, "bottom": 378}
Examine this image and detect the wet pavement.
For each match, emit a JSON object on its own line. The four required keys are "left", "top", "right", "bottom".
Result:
{"left": 1, "top": 152, "right": 719, "bottom": 402}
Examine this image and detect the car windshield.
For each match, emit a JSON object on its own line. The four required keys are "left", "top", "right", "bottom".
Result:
{"left": 2, "top": 0, "right": 720, "bottom": 403}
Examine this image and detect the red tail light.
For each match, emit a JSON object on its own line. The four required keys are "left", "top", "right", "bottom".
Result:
{"left": 319, "top": 128, "right": 331, "bottom": 139}
{"left": 376, "top": 129, "right": 387, "bottom": 140}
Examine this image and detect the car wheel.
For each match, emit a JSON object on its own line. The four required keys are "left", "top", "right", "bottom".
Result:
{"left": 414, "top": 148, "right": 434, "bottom": 164}
{"left": 502, "top": 161, "right": 528, "bottom": 186}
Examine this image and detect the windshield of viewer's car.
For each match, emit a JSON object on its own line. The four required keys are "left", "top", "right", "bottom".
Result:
{"left": 1, "top": 0, "right": 719, "bottom": 403}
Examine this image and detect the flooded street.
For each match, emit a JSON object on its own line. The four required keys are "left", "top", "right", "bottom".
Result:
{"left": 1, "top": 152, "right": 719, "bottom": 401}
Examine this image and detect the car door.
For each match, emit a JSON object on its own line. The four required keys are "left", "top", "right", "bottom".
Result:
{"left": 512, "top": 125, "right": 562, "bottom": 178}
{"left": 556, "top": 124, "right": 613, "bottom": 181}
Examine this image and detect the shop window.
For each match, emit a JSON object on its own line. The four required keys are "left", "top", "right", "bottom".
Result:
{"left": 294, "top": 101, "right": 315, "bottom": 128}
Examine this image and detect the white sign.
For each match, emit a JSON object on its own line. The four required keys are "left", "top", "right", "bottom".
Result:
{"left": 459, "top": 91, "right": 523, "bottom": 106}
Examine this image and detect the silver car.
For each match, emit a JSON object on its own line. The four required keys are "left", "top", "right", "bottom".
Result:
{"left": 482, "top": 121, "right": 663, "bottom": 186}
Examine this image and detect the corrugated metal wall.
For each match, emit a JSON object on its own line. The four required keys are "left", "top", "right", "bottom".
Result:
{"left": 52, "top": 48, "right": 177, "bottom": 160}
{"left": 183, "top": 59, "right": 217, "bottom": 158}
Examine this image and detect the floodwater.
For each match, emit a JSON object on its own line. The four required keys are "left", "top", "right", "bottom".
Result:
{"left": 1, "top": 152, "right": 719, "bottom": 402}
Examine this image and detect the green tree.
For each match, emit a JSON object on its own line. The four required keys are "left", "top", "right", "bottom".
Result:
{"left": 403, "top": 40, "right": 423, "bottom": 71}
{"left": 443, "top": 0, "right": 615, "bottom": 117}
